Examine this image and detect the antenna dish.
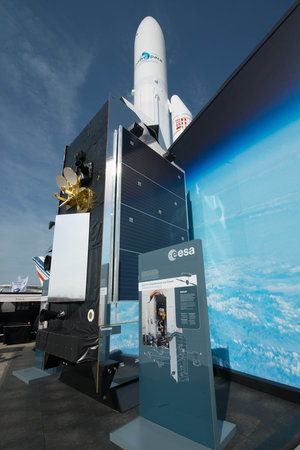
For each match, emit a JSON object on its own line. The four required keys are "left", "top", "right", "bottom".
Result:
{"left": 56, "top": 174, "right": 68, "bottom": 189}
{"left": 63, "top": 167, "right": 78, "bottom": 185}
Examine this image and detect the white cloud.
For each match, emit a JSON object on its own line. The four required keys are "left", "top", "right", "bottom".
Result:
{"left": 110, "top": 333, "right": 139, "bottom": 353}
{"left": 266, "top": 283, "right": 300, "bottom": 295}
{"left": 198, "top": 190, "right": 300, "bottom": 227}
{"left": 115, "top": 302, "right": 139, "bottom": 322}
{"left": 274, "top": 317, "right": 300, "bottom": 334}
{"left": 228, "top": 339, "right": 300, "bottom": 381}
{"left": 208, "top": 292, "right": 258, "bottom": 322}
{"left": 0, "top": 1, "right": 94, "bottom": 283}
{"left": 0, "top": 208, "right": 53, "bottom": 284}
{"left": 0, "top": 1, "right": 93, "bottom": 149}
{"left": 291, "top": 361, "right": 300, "bottom": 377}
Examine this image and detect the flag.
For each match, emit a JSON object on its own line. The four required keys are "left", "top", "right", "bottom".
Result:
{"left": 175, "top": 117, "right": 188, "bottom": 131}
{"left": 181, "top": 117, "right": 187, "bottom": 128}
{"left": 11, "top": 276, "right": 28, "bottom": 293}
{"left": 176, "top": 118, "right": 181, "bottom": 131}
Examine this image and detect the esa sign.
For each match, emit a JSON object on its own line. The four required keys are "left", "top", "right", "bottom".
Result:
{"left": 168, "top": 246, "right": 195, "bottom": 261}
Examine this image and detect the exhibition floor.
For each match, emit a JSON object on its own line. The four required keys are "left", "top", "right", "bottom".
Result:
{"left": 0, "top": 342, "right": 299, "bottom": 450}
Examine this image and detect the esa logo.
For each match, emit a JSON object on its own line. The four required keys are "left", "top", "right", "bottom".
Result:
{"left": 168, "top": 247, "right": 195, "bottom": 261}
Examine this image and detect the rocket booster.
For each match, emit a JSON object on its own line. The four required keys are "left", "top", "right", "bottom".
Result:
{"left": 170, "top": 95, "right": 193, "bottom": 143}
{"left": 130, "top": 16, "right": 192, "bottom": 150}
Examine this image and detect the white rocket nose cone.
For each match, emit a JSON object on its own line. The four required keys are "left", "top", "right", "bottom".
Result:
{"left": 135, "top": 16, "right": 163, "bottom": 39}
{"left": 170, "top": 95, "right": 192, "bottom": 116}
{"left": 134, "top": 16, "right": 166, "bottom": 68}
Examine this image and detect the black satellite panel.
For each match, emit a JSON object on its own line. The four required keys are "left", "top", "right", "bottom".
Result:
{"left": 117, "top": 128, "right": 188, "bottom": 300}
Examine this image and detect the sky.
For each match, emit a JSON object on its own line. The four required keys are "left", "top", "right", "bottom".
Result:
{"left": 0, "top": 0, "right": 296, "bottom": 286}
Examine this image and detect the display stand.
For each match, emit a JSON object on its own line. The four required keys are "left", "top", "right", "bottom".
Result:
{"left": 13, "top": 349, "right": 61, "bottom": 384}
{"left": 110, "top": 417, "right": 236, "bottom": 450}
{"left": 12, "top": 366, "right": 53, "bottom": 384}
{"left": 111, "top": 240, "right": 236, "bottom": 450}
{"left": 13, "top": 282, "right": 61, "bottom": 385}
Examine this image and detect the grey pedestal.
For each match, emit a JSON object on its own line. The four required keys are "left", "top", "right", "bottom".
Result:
{"left": 110, "top": 416, "right": 236, "bottom": 450}
{"left": 13, "top": 367, "right": 53, "bottom": 384}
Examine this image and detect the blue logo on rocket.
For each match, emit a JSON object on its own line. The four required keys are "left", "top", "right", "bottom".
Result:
{"left": 137, "top": 51, "right": 162, "bottom": 65}
{"left": 139, "top": 52, "right": 150, "bottom": 62}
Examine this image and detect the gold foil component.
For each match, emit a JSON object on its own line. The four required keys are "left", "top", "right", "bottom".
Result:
{"left": 54, "top": 167, "right": 94, "bottom": 213}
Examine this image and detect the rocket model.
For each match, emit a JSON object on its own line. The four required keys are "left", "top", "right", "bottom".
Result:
{"left": 123, "top": 16, "right": 192, "bottom": 151}
{"left": 133, "top": 16, "right": 171, "bottom": 149}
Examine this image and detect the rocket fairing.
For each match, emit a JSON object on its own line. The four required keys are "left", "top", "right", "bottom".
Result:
{"left": 130, "top": 16, "right": 192, "bottom": 151}
{"left": 133, "top": 16, "right": 171, "bottom": 149}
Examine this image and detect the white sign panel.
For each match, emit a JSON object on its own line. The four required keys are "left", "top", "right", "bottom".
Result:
{"left": 48, "top": 213, "right": 90, "bottom": 302}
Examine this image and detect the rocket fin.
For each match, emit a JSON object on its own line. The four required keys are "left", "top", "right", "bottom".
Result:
{"left": 121, "top": 97, "right": 165, "bottom": 155}
{"left": 121, "top": 97, "right": 156, "bottom": 128}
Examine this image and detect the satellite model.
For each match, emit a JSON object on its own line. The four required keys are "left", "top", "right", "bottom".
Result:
{"left": 54, "top": 166, "right": 94, "bottom": 213}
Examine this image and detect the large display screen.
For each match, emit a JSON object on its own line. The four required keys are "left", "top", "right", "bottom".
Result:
{"left": 172, "top": 4, "right": 300, "bottom": 389}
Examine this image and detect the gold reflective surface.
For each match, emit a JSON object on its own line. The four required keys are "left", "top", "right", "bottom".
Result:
{"left": 54, "top": 167, "right": 94, "bottom": 212}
